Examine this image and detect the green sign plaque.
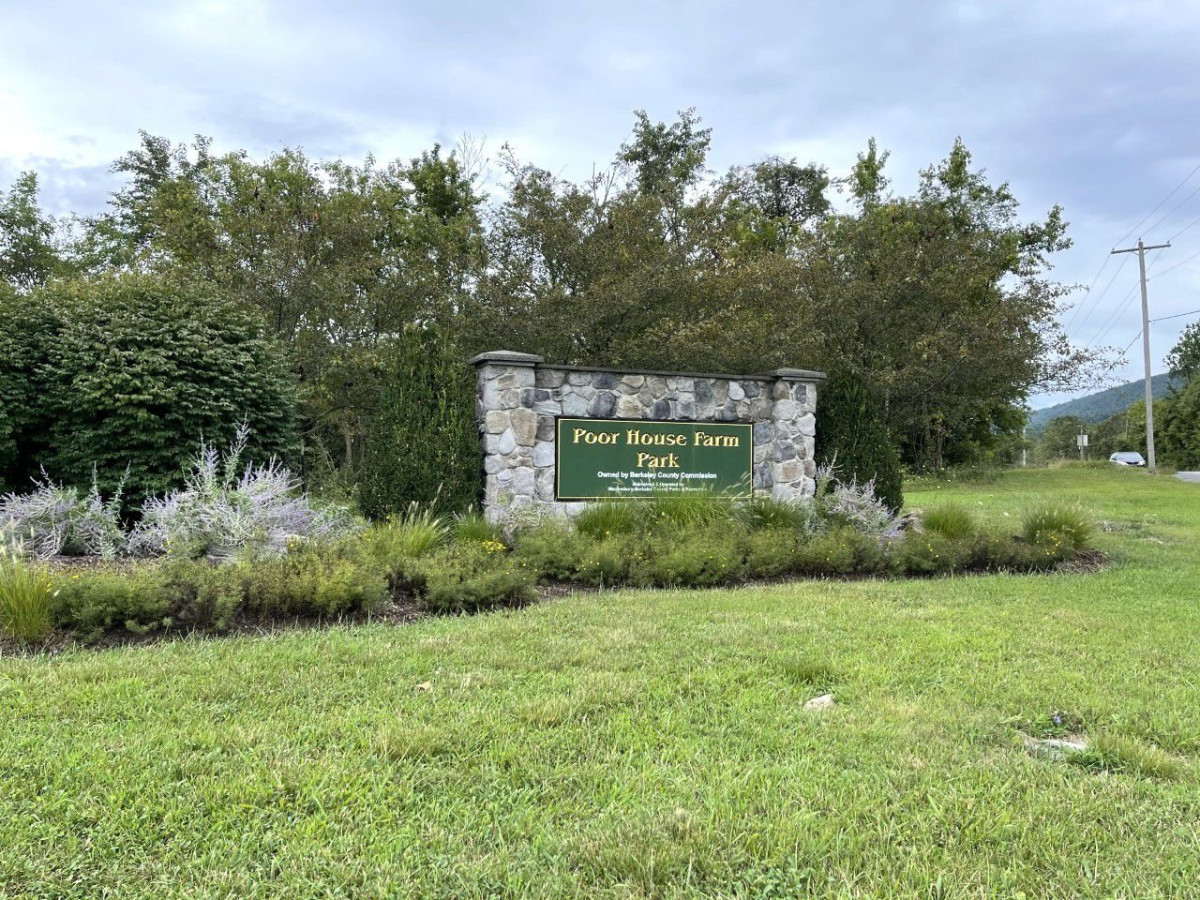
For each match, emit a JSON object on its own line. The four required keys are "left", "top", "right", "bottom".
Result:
{"left": 555, "top": 418, "right": 754, "bottom": 501}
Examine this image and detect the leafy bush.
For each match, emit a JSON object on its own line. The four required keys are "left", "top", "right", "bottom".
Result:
{"left": 632, "top": 526, "right": 745, "bottom": 587}
{"left": 36, "top": 274, "right": 298, "bottom": 506}
{"left": 743, "top": 528, "right": 801, "bottom": 577}
{"left": 241, "top": 547, "right": 390, "bottom": 619}
{"left": 53, "top": 568, "right": 171, "bottom": 638}
{"left": 891, "top": 531, "right": 973, "bottom": 575}
{"left": 0, "top": 472, "right": 125, "bottom": 559}
{"left": 0, "top": 549, "right": 55, "bottom": 643}
{"left": 1021, "top": 503, "right": 1094, "bottom": 552}
{"left": 921, "top": 504, "right": 978, "bottom": 540}
{"left": 815, "top": 368, "right": 904, "bottom": 511}
{"left": 513, "top": 520, "right": 589, "bottom": 582}
{"left": 794, "top": 527, "right": 888, "bottom": 577}
{"left": 415, "top": 543, "right": 535, "bottom": 613}
{"left": 359, "top": 327, "right": 480, "bottom": 520}
{"left": 129, "top": 427, "right": 354, "bottom": 560}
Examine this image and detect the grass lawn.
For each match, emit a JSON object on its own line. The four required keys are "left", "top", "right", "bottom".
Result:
{"left": 3, "top": 467, "right": 1199, "bottom": 898}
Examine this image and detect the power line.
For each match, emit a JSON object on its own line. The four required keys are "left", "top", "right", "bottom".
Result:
{"left": 1150, "top": 307, "right": 1200, "bottom": 324}
{"left": 1114, "top": 160, "right": 1200, "bottom": 248}
{"left": 1087, "top": 282, "right": 1140, "bottom": 347}
{"left": 1064, "top": 254, "right": 1115, "bottom": 331}
{"left": 1149, "top": 248, "right": 1200, "bottom": 281}
{"left": 1143, "top": 181, "right": 1200, "bottom": 237}
{"left": 1119, "top": 329, "right": 1142, "bottom": 355}
{"left": 1067, "top": 254, "right": 1128, "bottom": 332}
{"left": 1164, "top": 212, "right": 1200, "bottom": 243}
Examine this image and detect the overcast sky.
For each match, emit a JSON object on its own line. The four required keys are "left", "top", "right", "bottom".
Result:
{"left": 3, "top": 0, "right": 1199, "bottom": 407}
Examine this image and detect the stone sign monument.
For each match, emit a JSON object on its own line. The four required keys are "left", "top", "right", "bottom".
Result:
{"left": 469, "top": 350, "right": 825, "bottom": 520}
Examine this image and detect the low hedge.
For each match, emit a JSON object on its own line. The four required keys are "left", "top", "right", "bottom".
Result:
{"left": 8, "top": 498, "right": 1095, "bottom": 645}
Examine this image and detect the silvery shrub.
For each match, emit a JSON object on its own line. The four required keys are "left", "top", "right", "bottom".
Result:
{"left": 128, "top": 425, "right": 357, "bottom": 560}
{"left": 0, "top": 471, "right": 126, "bottom": 560}
{"left": 814, "top": 462, "right": 897, "bottom": 536}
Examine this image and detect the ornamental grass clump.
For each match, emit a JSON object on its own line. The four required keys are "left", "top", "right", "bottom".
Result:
{"left": 921, "top": 504, "right": 978, "bottom": 540}
{"left": 0, "top": 547, "right": 55, "bottom": 644}
{"left": 1021, "top": 503, "right": 1094, "bottom": 553}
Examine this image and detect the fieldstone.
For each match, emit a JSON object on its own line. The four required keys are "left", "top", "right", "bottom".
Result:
{"left": 589, "top": 391, "right": 617, "bottom": 417}
{"left": 534, "top": 398, "right": 562, "bottom": 417}
{"left": 776, "top": 440, "right": 797, "bottom": 461}
{"left": 482, "top": 378, "right": 505, "bottom": 409}
{"left": 574, "top": 383, "right": 596, "bottom": 399}
{"left": 511, "top": 408, "right": 538, "bottom": 446}
{"left": 728, "top": 381, "right": 745, "bottom": 401}
{"left": 621, "top": 374, "right": 645, "bottom": 389}
{"left": 484, "top": 410, "right": 510, "bottom": 434}
{"left": 756, "top": 461, "right": 774, "bottom": 488}
{"left": 750, "top": 397, "right": 774, "bottom": 420}
{"left": 495, "top": 468, "right": 513, "bottom": 488}
{"left": 753, "top": 422, "right": 774, "bottom": 444}
{"left": 804, "top": 693, "right": 835, "bottom": 711}
{"left": 650, "top": 398, "right": 672, "bottom": 419}
{"left": 695, "top": 381, "right": 713, "bottom": 405}
{"left": 496, "top": 371, "right": 518, "bottom": 388}
{"left": 696, "top": 402, "right": 716, "bottom": 420}
{"left": 667, "top": 376, "right": 694, "bottom": 392}
{"left": 798, "top": 413, "right": 816, "bottom": 437}
{"left": 803, "top": 458, "right": 816, "bottom": 478}
{"left": 536, "top": 416, "right": 555, "bottom": 442}
{"left": 500, "top": 388, "right": 522, "bottom": 407}
{"left": 511, "top": 467, "right": 535, "bottom": 497}
{"left": 712, "top": 382, "right": 729, "bottom": 405}
{"left": 567, "top": 371, "right": 592, "bottom": 386}
{"left": 535, "top": 368, "right": 565, "bottom": 388}
{"left": 646, "top": 375, "right": 669, "bottom": 396}
{"left": 715, "top": 406, "right": 736, "bottom": 422}
{"left": 638, "top": 386, "right": 655, "bottom": 405}
{"left": 772, "top": 380, "right": 791, "bottom": 400}
{"left": 535, "top": 468, "right": 556, "bottom": 501}
{"left": 484, "top": 454, "right": 505, "bottom": 474}
{"left": 774, "top": 399, "right": 798, "bottom": 421}
{"left": 774, "top": 459, "right": 802, "bottom": 484}
{"left": 617, "top": 382, "right": 639, "bottom": 395}
{"left": 735, "top": 400, "right": 751, "bottom": 419}
{"left": 754, "top": 444, "right": 770, "bottom": 464}
{"left": 508, "top": 448, "right": 533, "bottom": 468}
{"left": 533, "top": 441, "right": 555, "bottom": 467}
{"left": 562, "top": 393, "right": 589, "bottom": 416}
{"left": 616, "top": 395, "right": 642, "bottom": 418}
{"left": 594, "top": 371, "right": 619, "bottom": 390}
{"left": 743, "top": 380, "right": 761, "bottom": 398}
{"left": 677, "top": 400, "right": 696, "bottom": 419}
{"left": 497, "top": 428, "right": 517, "bottom": 456}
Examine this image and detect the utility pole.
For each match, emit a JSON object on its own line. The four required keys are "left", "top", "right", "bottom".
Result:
{"left": 1111, "top": 238, "right": 1170, "bottom": 470}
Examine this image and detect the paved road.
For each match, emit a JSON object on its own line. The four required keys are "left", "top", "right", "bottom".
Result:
{"left": 1176, "top": 472, "right": 1200, "bottom": 483}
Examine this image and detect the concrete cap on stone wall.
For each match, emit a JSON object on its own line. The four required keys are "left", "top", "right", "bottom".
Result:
{"left": 467, "top": 350, "right": 545, "bottom": 367}
{"left": 763, "top": 367, "right": 827, "bottom": 381}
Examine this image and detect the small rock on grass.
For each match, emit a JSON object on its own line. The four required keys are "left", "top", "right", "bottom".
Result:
{"left": 1024, "top": 736, "right": 1087, "bottom": 761}
{"left": 804, "top": 693, "right": 835, "bottom": 711}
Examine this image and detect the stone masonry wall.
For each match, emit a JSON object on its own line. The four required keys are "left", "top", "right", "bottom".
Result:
{"left": 469, "top": 351, "right": 825, "bottom": 520}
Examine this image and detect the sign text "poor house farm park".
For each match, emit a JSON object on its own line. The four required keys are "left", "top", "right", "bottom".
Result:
{"left": 555, "top": 418, "right": 754, "bottom": 501}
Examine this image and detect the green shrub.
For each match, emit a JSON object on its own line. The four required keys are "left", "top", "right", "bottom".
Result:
{"left": 574, "top": 501, "right": 641, "bottom": 539}
{"left": 743, "top": 529, "right": 801, "bottom": 578}
{"left": 575, "top": 534, "right": 639, "bottom": 587}
{"left": 155, "top": 560, "right": 247, "bottom": 632}
{"left": 921, "top": 505, "right": 978, "bottom": 540}
{"left": 416, "top": 544, "right": 535, "bottom": 613}
{"left": 36, "top": 275, "right": 298, "bottom": 507}
{"left": 513, "top": 520, "right": 589, "bottom": 582}
{"left": 632, "top": 526, "right": 745, "bottom": 588}
{"left": 1021, "top": 504, "right": 1094, "bottom": 552}
{"left": 738, "top": 496, "right": 816, "bottom": 532}
{"left": 242, "top": 548, "right": 389, "bottom": 619}
{"left": 359, "top": 327, "right": 479, "bottom": 520}
{"left": 892, "top": 531, "right": 973, "bottom": 576}
{"left": 815, "top": 368, "right": 903, "bottom": 511}
{"left": 0, "top": 550, "right": 55, "bottom": 643}
{"left": 53, "top": 568, "right": 171, "bottom": 638}
{"left": 794, "top": 528, "right": 886, "bottom": 577}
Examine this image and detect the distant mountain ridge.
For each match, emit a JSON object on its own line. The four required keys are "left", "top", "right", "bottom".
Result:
{"left": 1029, "top": 374, "right": 1178, "bottom": 431}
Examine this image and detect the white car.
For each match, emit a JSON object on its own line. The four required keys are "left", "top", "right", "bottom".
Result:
{"left": 1109, "top": 451, "right": 1146, "bottom": 467}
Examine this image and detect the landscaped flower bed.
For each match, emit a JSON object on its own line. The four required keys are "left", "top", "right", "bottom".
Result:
{"left": 1, "top": 453, "right": 1097, "bottom": 647}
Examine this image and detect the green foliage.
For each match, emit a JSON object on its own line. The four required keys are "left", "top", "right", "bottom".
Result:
{"left": 632, "top": 525, "right": 745, "bottom": 588}
{"left": 415, "top": 543, "right": 534, "bottom": 613}
{"left": 0, "top": 172, "right": 66, "bottom": 292}
{"left": 573, "top": 501, "right": 641, "bottom": 539}
{"left": 1035, "top": 415, "right": 1089, "bottom": 464}
{"left": 362, "top": 505, "right": 450, "bottom": 561}
{"left": 1027, "top": 374, "right": 1177, "bottom": 432}
{"left": 52, "top": 568, "right": 171, "bottom": 638}
{"left": 794, "top": 527, "right": 888, "bottom": 577}
{"left": 641, "top": 490, "right": 738, "bottom": 529}
{"left": 31, "top": 275, "right": 298, "bottom": 505}
{"left": 0, "top": 550, "right": 55, "bottom": 643}
{"left": 1021, "top": 503, "right": 1094, "bottom": 552}
{"left": 816, "top": 370, "right": 903, "bottom": 510}
{"left": 743, "top": 528, "right": 800, "bottom": 578}
{"left": 738, "top": 496, "right": 817, "bottom": 532}
{"left": 453, "top": 511, "right": 504, "bottom": 545}
{"left": 891, "top": 531, "right": 974, "bottom": 576}
{"left": 0, "top": 289, "right": 58, "bottom": 490}
{"left": 921, "top": 505, "right": 978, "bottom": 540}
{"left": 1166, "top": 322, "right": 1200, "bottom": 382}
{"left": 1159, "top": 375, "right": 1200, "bottom": 469}
{"left": 512, "top": 520, "right": 589, "bottom": 582}
{"left": 241, "top": 546, "right": 389, "bottom": 620}
{"left": 358, "top": 327, "right": 479, "bottom": 520}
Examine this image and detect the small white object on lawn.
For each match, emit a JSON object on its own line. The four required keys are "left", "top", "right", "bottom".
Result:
{"left": 804, "top": 693, "right": 835, "bottom": 711}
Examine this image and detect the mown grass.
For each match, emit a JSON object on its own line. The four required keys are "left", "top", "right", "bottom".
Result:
{"left": 2, "top": 467, "right": 1200, "bottom": 898}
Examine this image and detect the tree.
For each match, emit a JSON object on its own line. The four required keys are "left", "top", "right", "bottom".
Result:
{"left": 815, "top": 369, "right": 904, "bottom": 511}
{"left": 1035, "top": 416, "right": 1088, "bottom": 464}
{"left": 35, "top": 275, "right": 298, "bottom": 505}
{"left": 0, "top": 172, "right": 64, "bottom": 291}
{"left": 358, "top": 328, "right": 480, "bottom": 519}
{"left": 1166, "top": 322, "right": 1200, "bottom": 381}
